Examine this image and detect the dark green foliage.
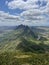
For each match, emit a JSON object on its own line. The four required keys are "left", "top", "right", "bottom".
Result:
{"left": 16, "top": 38, "right": 47, "bottom": 53}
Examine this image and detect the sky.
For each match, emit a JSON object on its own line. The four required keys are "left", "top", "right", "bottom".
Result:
{"left": 0, "top": 0, "right": 49, "bottom": 26}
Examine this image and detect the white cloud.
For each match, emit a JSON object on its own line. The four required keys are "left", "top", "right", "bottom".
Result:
{"left": 0, "top": 11, "right": 22, "bottom": 26}
{"left": 6, "top": 0, "right": 48, "bottom": 9}
{"left": 0, "top": 9, "right": 49, "bottom": 26}
{"left": 0, "top": 11, "right": 21, "bottom": 21}
{"left": 6, "top": 0, "right": 49, "bottom": 15}
{"left": 6, "top": 0, "right": 39, "bottom": 9}
{"left": 20, "top": 9, "right": 49, "bottom": 26}
{"left": 1, "top": 0, "right": 49, "bottom": 26}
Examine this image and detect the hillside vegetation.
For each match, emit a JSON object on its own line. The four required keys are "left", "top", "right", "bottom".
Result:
{"left": 0, "top": 25, "right": 49, "bottom": 65}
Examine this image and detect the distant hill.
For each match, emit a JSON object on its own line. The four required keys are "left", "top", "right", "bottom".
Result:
{"left": 0, "top": 26, "right": 17, "bottom": 34}
{"left": 0, "top": 26, "right": 16, "bottom": 30}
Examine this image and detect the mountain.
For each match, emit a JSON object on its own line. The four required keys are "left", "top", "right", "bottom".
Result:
{"left": 0, "top": 25, "right": 49, "bottom": 53}
{"left": 16, "top": 24, "right": 38, "bottom": 38}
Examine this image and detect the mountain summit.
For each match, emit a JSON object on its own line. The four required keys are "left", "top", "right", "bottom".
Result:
{"left": 16, "top": 24, "right": 37, "bottom": 39}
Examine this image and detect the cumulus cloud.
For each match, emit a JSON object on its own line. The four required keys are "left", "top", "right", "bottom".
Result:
{"left": 6, "top": 0, "right": 38, "bottom": 9}
{"left": 6, "top": 0, "right": 49, "bottom": 15}
{"left": 0, "top": 11, "right": 22, "bottom": 26}
{"left": 21, "top": 9, "right": 45, "bottom": 20}
{"left": 0, "top": 11, "right": 21, "bottom": 21}
{"left": 20, "top": 8, "right": 49, "bottom": 25}
{"left": 6, "top": 0, "right": 48, "bottom": 9}
{"left": 2, "top": 0, "right": 49, "bottom": 26}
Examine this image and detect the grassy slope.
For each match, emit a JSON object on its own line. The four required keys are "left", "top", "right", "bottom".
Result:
{"left": 0, "top": 51, "right": 49, "bottom": 65}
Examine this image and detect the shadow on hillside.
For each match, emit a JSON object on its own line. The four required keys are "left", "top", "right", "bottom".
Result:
{"left": 16, "top": 38, "right": 49, "bottom": 53}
